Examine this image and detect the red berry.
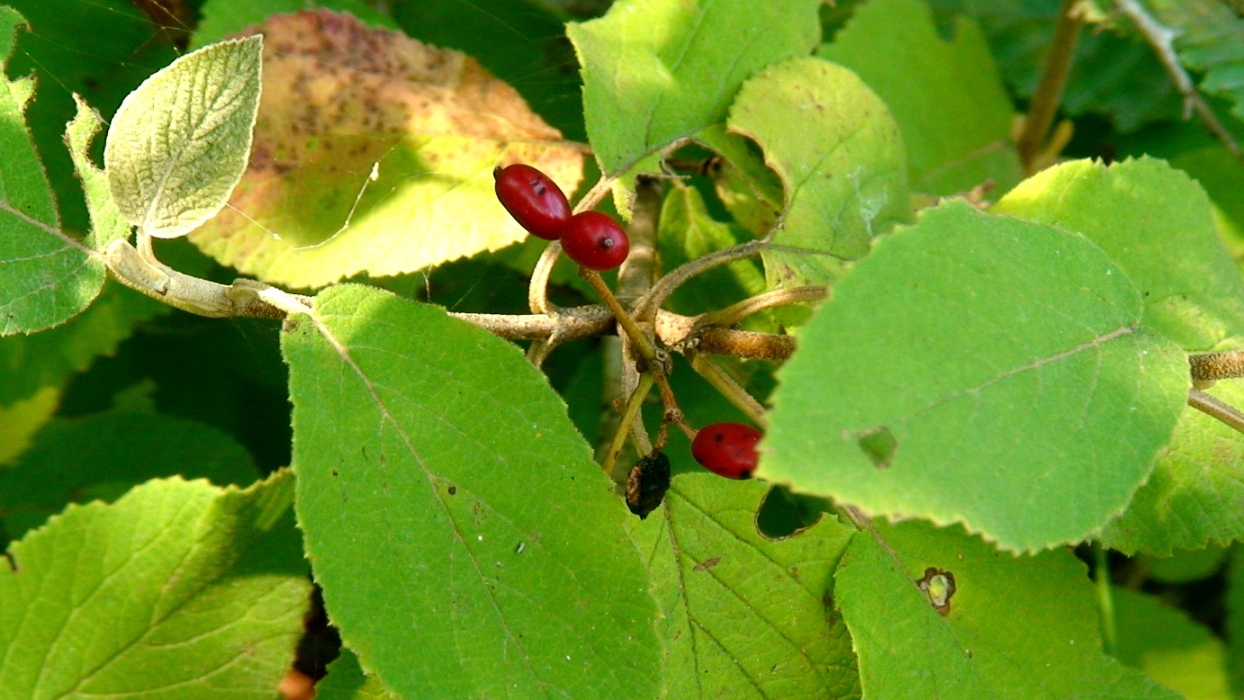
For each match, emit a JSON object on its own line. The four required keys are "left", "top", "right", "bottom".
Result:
{"left": 494, "top": 164, "right": 571, "bottom": 240}
{"left": 561, "top": 211, "right": 629, "bottom": 271}
{"left": 691, "top": 422, "right": 761, "bottom": 479}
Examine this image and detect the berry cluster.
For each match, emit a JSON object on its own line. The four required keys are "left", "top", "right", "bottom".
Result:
{"left": 494, "top": 164, "right": 629, "bottom": 271}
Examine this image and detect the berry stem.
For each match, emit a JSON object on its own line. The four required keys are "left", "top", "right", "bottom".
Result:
{"left": 583, "top": 270, "right": 658, "bottom": 365}
{"left": 689, "top": 352, "right": 767, "bottom": 428}
{"left": 695, "top": 285, "right": 828, "bottom": 330}
{"left": 602, "top": 371, "right": 655, "bottom": 480}
{"left": 527, "top": 241, "right": 563, "bottom": 315}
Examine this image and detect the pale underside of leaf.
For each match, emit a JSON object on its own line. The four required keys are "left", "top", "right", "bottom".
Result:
{"left": 105, "top": 35, "right": 262, "bottom": 240}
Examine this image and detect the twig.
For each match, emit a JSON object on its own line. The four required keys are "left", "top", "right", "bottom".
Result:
{"left": 1189, "top": 388, "right": 1244, "bottom": 435}
{"left": 602, "top": 372, "right": 655, "bottom": 480}
{"left": 105, "top": 239, "right": 312, "bottom": 319}
{"left": 695, "top": 327, "right": 795, "bottom": 362}
{"left": 634, "top": 239, "right": 770, "bottom": 320}
{"left": 1094, "top": 545, "right": 1117, "bottom": 656}
{"left": 1189, "top": 350, "right": 1244, "bottom": 383}
{"left": 1115, "top": 0, "right": 1241, "bottom": 158}
{"left": 1017, "top": 0, "right": 1083, "bottom": 171}
{"left": 696, "top": 286, "right": 828, "bottom": 329}
{"left": 653, "top": 371, "right": 695, "bottom": 441}
{"left": 689, "top": 353, "right": 767, "bottom": 427}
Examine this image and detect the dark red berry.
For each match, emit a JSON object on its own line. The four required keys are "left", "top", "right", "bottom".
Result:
{"left": 691, "top": 422, "right": 761, "bottom": 479}
{"left": 561, "top": 211, "right": 629, "bottom": 271}
{"left": 494, "top": 164, "right": 571, "bottom": 240}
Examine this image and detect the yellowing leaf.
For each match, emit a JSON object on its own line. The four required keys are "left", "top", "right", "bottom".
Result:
{"left": 189, "top": 11, "right": 583, "bottom": 289}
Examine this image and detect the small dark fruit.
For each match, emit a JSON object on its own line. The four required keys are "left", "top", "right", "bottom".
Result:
{"left": 561, "top": 211, "right": 630, "bottom": 271}
{"left": 493, "top": 164, "right": 571, "bottom": 240}
{"left": 691, "top": 422, "right": 762, "bottom": 479}
{"left": 626, "top": 451, "right": 671, "bottom": 519}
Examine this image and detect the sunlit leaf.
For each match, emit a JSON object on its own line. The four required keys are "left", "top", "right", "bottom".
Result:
{"left": 188, "top": 11, "right": 583, "bottom": 290}
{"left": 1099, "top": 381, "right": 1244, "bottom": 555}
{"left": 763, "top": 200, "right": 1188, "bottom": 552}
{"left": 995, "top": 157, "right": 1244, "bottom": 351}
{"left": 569, "top": 0, "right": 821, "bottom": 213}
{"left": 0, "top": 472, "right": 309, "bottom": 699}
{"left": 283, "top": 284, "right": 658, "bottom": 698}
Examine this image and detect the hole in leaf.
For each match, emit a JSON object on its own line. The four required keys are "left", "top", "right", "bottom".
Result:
{"left": 916, "top": 567, "right": 956, "bottom": 616}
{"left": 755, "top": 485, "right": 831, "bottom": 539}
{"left": 857, "top": 426, "right": 897, "bottom": 469}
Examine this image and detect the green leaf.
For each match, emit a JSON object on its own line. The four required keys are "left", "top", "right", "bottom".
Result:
{"left": 929, "top": 0, "right": 1182, "bottom": 131}
{"left": 65, "top": 95, "right": 130, "bottom": 250}
{"left": 1145, "top": 0, "right": 1244, "bottom": 122}
{"left": 315, "top": 649, "right": 399, "bottom": 700}
{"left": 0, "top": 472, "right": 310, "bottom": 698}
{"left": 1139, "top": 544, "right": 1230, "bottom": 584}
{"left": 694, "top": 124, "right": 784, "bottom": 237}
{"left": 1228, "top": 547, "right": 1244, "bottom": 696}
{"left": 995, "top": 157, "right": 1244, "bottom": 351}
{"left": 626, "top": 473, "right": 860, "bottom": 699}
{"left": 1170, "top": 147, "right": 1244, "bottom": 254}
{"left": 187, "top": 12, "right": 584, "bottom": 290}
{"left": 1113, "top": 587, "right": 1233, "bottom": 700}
{"left": 105, "top": 36, "right": 263, "bottom": 239}
{"left": 4, "top": 0, "right": 180, "bottom": 235}
{"left": 568, "top": 0, "right": 822, "bottom": 210}
{"left": 1098, "top": 381, "right": 1244, "bottom": 555}
{"left": 0, "top": 408, "right": 259, "bottom": 542}
{"left": 818, "top": 0, "right": 1022, "bottom": 196}
{"left": 762, "top": 200, "right": 1189, "bottom": 552}
{"left": 0, "top": 7, "right": 105, "bottom": 335}
{"left": 657, "top": 184, "right": 768, "bottom": 325}
{"left": 0, "top": 386, "right": 57, "bottom": 465}
{"left": 283, "top": 284, "right": 659, "bottom": 698}
{"left": 728, "top": 57, "right": 909, "bottom": 290}
{"left": 0, "top": 280, "right": 167, "bottom": 407}
{"left": 193, "top": 0, "right": 398, "bottom": 48}
{"left": 834, "top": 520, "right": 1180, "bottom": 699}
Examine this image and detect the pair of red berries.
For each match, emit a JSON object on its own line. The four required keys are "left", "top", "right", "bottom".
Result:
{"left": 494, "top": 164, "right": 630, "bottom": 271}
{"left": 692, "top": 422, "right": 762, "bottom": 480}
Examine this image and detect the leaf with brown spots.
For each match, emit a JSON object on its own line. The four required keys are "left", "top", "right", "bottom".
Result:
{"left": 188, "top": 11, "right": 583, "bottom": 290}
{"left": 835, "top": 520, "right": 1180, "bottom": 699}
